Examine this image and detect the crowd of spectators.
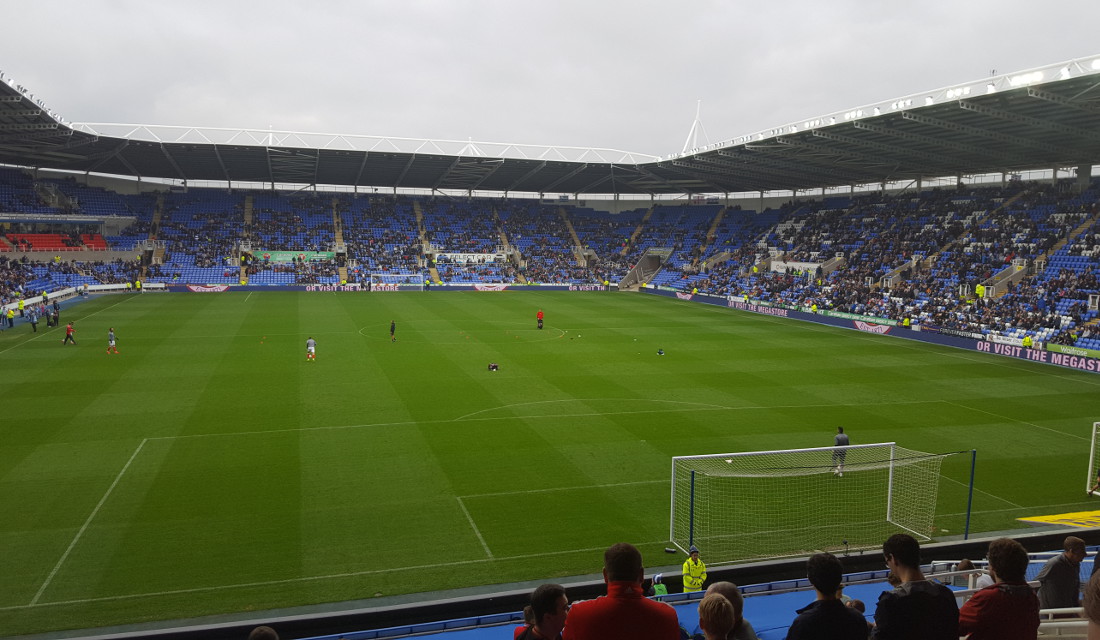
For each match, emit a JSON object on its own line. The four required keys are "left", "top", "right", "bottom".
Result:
{"left": 421, "top": 201, "right": 501, "bottom": 254}
{"left": 0, "top": 256, "right": 33, "bottom": 305}
{"left": 158, "top": 198, "right": 243, "bottom": 270}
{"left": 341, "top": 196, "right": 423, "bottom": 275}
{"left": 0, "top": 256, "right": 142, "bottom": 301}
{"left": 672, "top": 181, "right": 1100, "bottom": 344}
{"left": 492, "top": 533, "right": 1094, "bottom": 640}
{"left": 250, "top": 194, "right": 334, "bottom": 252}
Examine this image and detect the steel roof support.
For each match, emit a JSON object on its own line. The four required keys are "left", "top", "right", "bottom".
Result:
{"left": 540, "top": 163, "right": 590, "bottom": 192}
{"left": 712, "top": 147, "right": 858, "bottom": 187}
{"left": 899, "top": 111, "right": 1063, "bottom": 156}
{"left": 773, "top": 137, "right": 907, "bottom": 177}
{"left": 159, "top": 144, "right": 187, "bottom": 180}
{"left": 670, "top": 158, "right": 787, "bottom": 192}
{"left": 393, "top": 153, "right": 417, "bottom": 189}
{"left": 1026, "top": 87, "right": 1100, "bottom": 115}
{"left": 352, "top": 152, "right": 370, "bottom": 190}
{"left": 505, "top": 161, "right": 548, "bottom": 192}
{"left": 958, "top": 99, "right": 1100, "bottom": 145}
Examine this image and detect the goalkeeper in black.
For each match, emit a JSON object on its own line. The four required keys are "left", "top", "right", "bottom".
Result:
{"left": 833, "top": 426, "right": 849, "bottom": 477}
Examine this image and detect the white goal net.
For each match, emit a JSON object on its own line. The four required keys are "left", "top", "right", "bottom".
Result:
{"left": 670, "top": 443, "right": 952, "bottom": 564}
{"left": 368, "top": 272, "right": 426, "bottom": 291}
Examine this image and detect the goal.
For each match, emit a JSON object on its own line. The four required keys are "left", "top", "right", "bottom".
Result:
{"left": 670, "top": 443, "right": 953, "bottom": 564}
{"left": 1087, "top": 422, "right": 1100, "bottom": 493}
{"left": 369, "top": 272, "right": 426, "bottom": 291}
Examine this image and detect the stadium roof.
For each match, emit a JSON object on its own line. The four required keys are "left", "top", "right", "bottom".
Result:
{"left": 2, "top": 56, "right": 1100, "bottom": 196}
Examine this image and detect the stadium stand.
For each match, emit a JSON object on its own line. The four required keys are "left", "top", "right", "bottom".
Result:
{"left": 4, "top": 172, "right": 1100, "bottom": 349}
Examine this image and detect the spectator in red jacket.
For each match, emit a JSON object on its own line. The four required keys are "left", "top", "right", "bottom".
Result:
{"left": 563, "top": 542, "right": 679, "bottom": 640}
{"left": 957, "top": 538, "right": 1039, "bottom": 640}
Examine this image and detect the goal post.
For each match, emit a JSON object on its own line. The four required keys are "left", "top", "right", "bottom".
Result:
{"left": 670, "top": 443, "right": 957, "bottom": 564}
{"left": 368, "top": 272, "right": 426, "bottom": 291}
{"left": 1088, "top": 422, "right": 1100, "bottom": 492}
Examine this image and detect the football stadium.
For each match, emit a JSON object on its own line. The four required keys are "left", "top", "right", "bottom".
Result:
{"left": 4, "top": 36, "right": 1100, "bottom": 640}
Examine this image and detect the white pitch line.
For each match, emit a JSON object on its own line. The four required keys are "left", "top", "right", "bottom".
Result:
{"left": 939, "top": 474, "right": 1022, "bottom": 509}
{"left": 103, "top": 330, "right": 366, "bottom": 341}
{"left": 456, "top": 497, "right": 493, "bottom": 559}
{"left": 940, "top": 499, "right": 1100, "bottom": 518}
{"left": 941, "top": 400, "right": 1091, "bottom": 442}
{"left": 9, "top": 539, "right": 671, "bottom": 611}
{"left": 452, "top": 398, "right": 734, "bottom": 422}
{"left": 463, "top": 479, "right": 666, "bottom": 499}
{"left": 0, "top": 294, "right": 137, "bottom": 356}
{"left": 452, "top": 398, "right": 946, "bottom": 424}
{"left": 30, "top": 439, "right": 148, "bottom": 605}
{"left": 0, "top": 330, "right": 46, "bottom": 356}
{"left": 931, "top": 348, "right": 1100, "bottom": 387}
{"left": 144, "top": 398, "right": 953, "bottom": 442}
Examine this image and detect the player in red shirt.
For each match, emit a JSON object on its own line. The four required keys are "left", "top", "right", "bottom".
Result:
{"left": 537, "top": 309, "right": 544, "bottom": 330}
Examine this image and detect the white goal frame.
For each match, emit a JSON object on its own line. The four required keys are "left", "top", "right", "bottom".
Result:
{"left": 368, "top": 272, "right": 426, "bottom": 291}
{"left": 670, "top": 442, "right": 951, "bottom": 563}
{"left": 1088, "top": 422, "right": 1100, "bottom": 492}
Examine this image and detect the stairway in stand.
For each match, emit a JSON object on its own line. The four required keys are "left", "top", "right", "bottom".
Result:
{"left": 621, "top": 205, "right": 655, "bottom": 257}
{"left": 333, "top": 197, "right": 347, "bottom": 283}
{"left": 239, "top": 195, "right": 253, "bottom": 284}
{"left": 694, "top": 205, "right": 727, "bottom": 268}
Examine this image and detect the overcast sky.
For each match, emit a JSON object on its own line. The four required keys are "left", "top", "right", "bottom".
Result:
{"left": 2, "top": 1, "right": 1097, "bottom": 157}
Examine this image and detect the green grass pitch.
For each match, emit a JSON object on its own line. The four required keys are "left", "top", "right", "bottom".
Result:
{"left": 2, "top": 290, "right": 1098, "bottom": 635}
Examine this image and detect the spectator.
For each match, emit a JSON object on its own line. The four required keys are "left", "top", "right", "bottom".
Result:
{"left": 687, "top": 581, "right": 759, "bottom": 640}
{"left": 957, "top": 538, "right": 1038, "bottom": 640}
{"left": 1083, "top": 570, "right": 1100, "bottom": 640}
{"left": 785, "top": 552, "right": 868, "bottom": 639}
{"left": 562, "top": 542, "right": 679, "bottom": 640}
{"left": 974, "top": 569, "right": 995, "bottom": 590}
{"left": 514, "top": 606, "right": 535, "bottom": 639}
{"left": 248, "top": 626, "right": 278, "bottom": 640}
{"left": 652, "top": 573, "right": 668, "bottom": 597}
{"left": 950, "top": 558, "right": 977, "bottom": 588}
{"left": 1037, "top": 535, "right": 1086, "bottom": 610}
{"left": 516, "top": 583, "right": 569, "bottom": 640}
{"left": 705, "top": 581, "right": 759, "bottom": 640}
{"left": 698, "top": 593, "right": 736, "bottom": 640}
{"left": 872, "top": 533, "right": 958, "bottom": 639}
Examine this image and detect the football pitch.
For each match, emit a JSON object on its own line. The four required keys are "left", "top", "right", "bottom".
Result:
{"left": 2, "top": 290, "right": 1099, "bottom": 635}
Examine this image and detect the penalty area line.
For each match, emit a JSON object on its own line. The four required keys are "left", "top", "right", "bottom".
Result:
{"left": 462, "top": 479, "right": 665, "bottom": 499}
{"left": 148, "top": 398, "right": 953, "bottom": 442}
{"left": 940, "top": 400, "right": 1091, "bottom": 442}
{"left": 456, "top": 497, "right": 494, "bottom": 559}
{"left": 30, "top": 439, "right": 148, "bottom": 605}
{"left": 938, "top": 474, "right": 1022, "bottom": 509}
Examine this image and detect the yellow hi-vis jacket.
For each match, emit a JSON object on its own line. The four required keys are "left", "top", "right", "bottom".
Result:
{"left": 682, "top": 557, "right": 707, "bottom": 592}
